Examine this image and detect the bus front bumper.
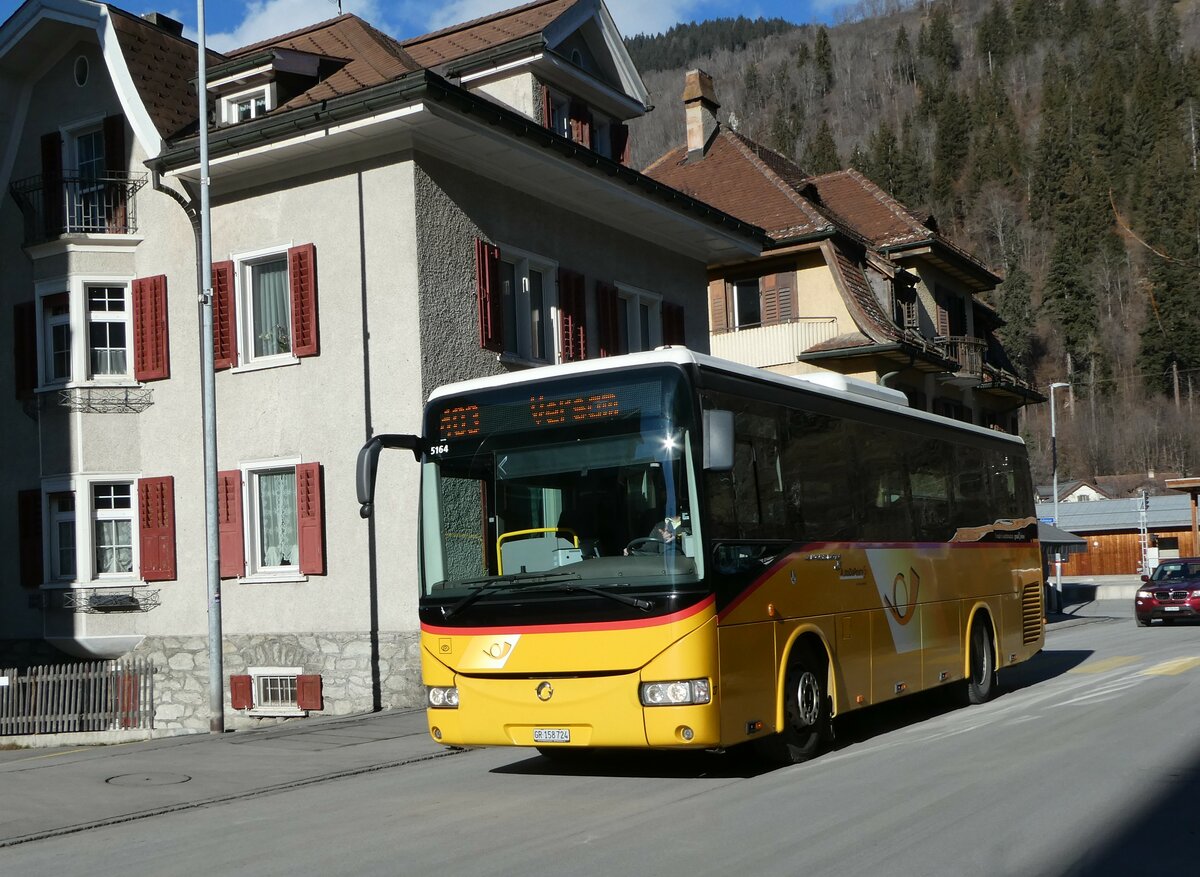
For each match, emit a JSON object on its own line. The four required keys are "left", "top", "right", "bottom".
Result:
{"left": 426, "top": 672, "right": 721, "bottom": 750}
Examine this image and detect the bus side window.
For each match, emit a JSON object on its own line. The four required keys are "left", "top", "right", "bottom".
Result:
{"left": 850, "top": 420, "right": 914, "bottom": 542}
{"left": 703, "top": 396, "right": 786, "bottom": 539}
{"left": 908, "top": 436, "right": 952, "bottom": 541}
{"left": 783, "top": 409, "right": 855, "bottom": 541}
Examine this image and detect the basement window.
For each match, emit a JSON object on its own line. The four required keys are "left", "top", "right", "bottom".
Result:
{"left": 230, "top": 667, "right": 323, "bottom": 716}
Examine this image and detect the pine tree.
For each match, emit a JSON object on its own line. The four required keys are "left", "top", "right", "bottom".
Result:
{"left": 922, "top": 2, "right": 961, "bottom": 75}
{"left": 867, "top": 121, "right": 901, "bottom": 196}
{"left": 932, "top": 88, "right": 970, "bottom": 207}
{"left": 996, "top": 264, "right": 1035, "bottom": 375}
{"left": 814, "top": 27, "right": 835, "bottom": 95}
{"left": 977, "top": 0, "right": 1014, "bottom": 72}
{"left": 895, "top": 113, "right": 930, "bottom": 208}
{"left": 802, "top": 120, "right": 842, "bottom": 175}
{"left": 893, "top": 25, "right": 916, "bottom": 84}
{"left": 1030, "top": 57, "right": 1074, "bottom": 223}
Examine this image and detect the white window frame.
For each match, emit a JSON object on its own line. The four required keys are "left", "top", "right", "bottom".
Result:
{"left": 47, "top": 489, "right": 77, "bottom": 583}
{"left": 35, "top": 275, "right": 134, "bottom": 390}
{"left": 85, "top": 283, "right": 132, "bottom": 379}
{"left": 40, "top": 474, "right": 140, "bottom": 587}
{"left": 615, "top": 283, "right": 662, "bottom": 354}
{"left": 240, "top": 457, "right": 304, "bottom": 583}
{"left": 221, "top": 85, "right": 273, "bottom": 125}
{"left": 63, "top": 117, "right": 106, "bottom": 234}
{"left": 547, "top": 89, "right": 571, "bottom": 139}
{"left": 497, "top": 245, "right": 559, "bottom": 365}
{"left": 40, "top": 289, "right": 72, "bottom": 385}
{"left": 231, "top": 244, "right": 297, "bottom": 372}
{"left": 247, "top": 666, "right": 305, "bottom": 717}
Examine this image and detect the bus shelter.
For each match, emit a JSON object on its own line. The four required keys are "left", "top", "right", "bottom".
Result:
{"left": 1039, "top": 522, "right": 1088, "bottom": 614}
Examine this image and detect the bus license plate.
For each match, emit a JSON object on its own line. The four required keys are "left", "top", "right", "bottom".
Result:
{"left": 533, "top": 728, "right": 570, "bottom": 743}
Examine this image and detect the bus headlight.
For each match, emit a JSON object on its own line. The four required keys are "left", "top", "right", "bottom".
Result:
{"left": 427, "top": 686, "right": 459, "bottom": 709}
{"left": 640, "top": 679, "right": 710, "bottom": 706}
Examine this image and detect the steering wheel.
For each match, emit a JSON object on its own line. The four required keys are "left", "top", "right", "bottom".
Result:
{"left": 625, "top": 537, "right": 666, "bottom": 556}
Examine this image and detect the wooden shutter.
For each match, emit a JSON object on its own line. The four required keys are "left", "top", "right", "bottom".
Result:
{"left": 40, "top": 131, "right": 63, "bottom": 237}
{"left": 212, "top": 261, "right": 237, "bottom": 369}
{"left": 288, "top": 243, "right": 319, "bottom": 357}
{"left": 611, "top": 123, "right": 631, "bottom": 165}
{"left": 558, "top": 268, "right": 587, "bottom": 362}
{"left": 568, "top": 100, "right": 592, "bottom": 147}
{"left": 475, "top": 239, "right": 502, "bottom": 351}
{"left": 17, "top": 489, "right": 44, "bottom": 588}
{"left": 662, "top": 302, "right": 686, "bottom": 346}
{"left": 760, "top": 273, "right": 794, "bottom": 326}
{"left": 217, "top": 469, "right": 244, "bottom": 579}
{"left": 132, "top": 275, "right": 170, "bottom": 381}
{"left": 296, "top": 462, "right": 325, "bottom": 576}
{"left": 13, "top": 302, "right": 37, "bottom": 398}
{"left": 709, "top": 279, "right": 730, "bottom": 333}
{"left": 229, "top": 675, "right": 252, "bottom": 710}
{"left": 541, "top": 85, "right": 552, "bottom": 128}
{"left": 103, "top": 114, "right": 127, "bottom": 233}
{"left": 138, "top": 476, "right": 176, "bottom": 582}
{"left": 595, "top": 281, "right": 620, "bottom": 357}
{"left": 296, "top": 674, "right": 323, "bottom": 711}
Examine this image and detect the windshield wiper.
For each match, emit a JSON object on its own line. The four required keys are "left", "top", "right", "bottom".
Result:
{"left": 532, "top": 583, "right": 653, "bottom": 611}
{"left": 440, "top": 571, "right": 581, "bottom": 619}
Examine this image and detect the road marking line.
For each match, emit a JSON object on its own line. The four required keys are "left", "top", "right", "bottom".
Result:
{"left": 1141, "top": 657, "right": 1200, "bottom": 676}
{"left": 1067, "top": 656, "right": 1138, "bottom": 674}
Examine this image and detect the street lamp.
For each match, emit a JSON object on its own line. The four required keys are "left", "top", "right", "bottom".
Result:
{"left": 1049, "top": 381, "right": 1070, "bottom": 612}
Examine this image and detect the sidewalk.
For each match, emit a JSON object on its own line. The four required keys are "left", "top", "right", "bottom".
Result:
{"left": 0, "top": 707, "right": 455, "bottom": 848}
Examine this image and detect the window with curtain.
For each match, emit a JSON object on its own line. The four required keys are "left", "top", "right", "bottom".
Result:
{"left": 93, "top": 483, "right": 133, "bottom": 575}
{"left": 250, "top": 257, "right": 290, "bottom": 359}
{"left": 254, "top": 467, "right": 297, "bottom": 572}
{"left": 87, "top": 285, "right": 128, "bottom": 376}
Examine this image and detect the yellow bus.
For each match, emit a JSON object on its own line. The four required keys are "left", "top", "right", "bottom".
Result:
{"left": 357, "top": 349, "right": 1044, "bottom": 763}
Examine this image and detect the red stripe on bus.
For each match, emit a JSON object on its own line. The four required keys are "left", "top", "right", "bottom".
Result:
{"left": 421, "top": 593, "right": 716, "bottom": 637}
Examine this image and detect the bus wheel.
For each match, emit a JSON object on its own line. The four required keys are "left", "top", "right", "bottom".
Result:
{"left": 757, "top": 648, "right": 831, "bottom": 765}
{"left": 966, "top": 619, "right": 996, "bottom": 705}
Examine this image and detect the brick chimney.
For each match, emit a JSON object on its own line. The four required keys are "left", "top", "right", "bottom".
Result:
{"left": 683, "top": 69, "right": 720, "bottom": 160}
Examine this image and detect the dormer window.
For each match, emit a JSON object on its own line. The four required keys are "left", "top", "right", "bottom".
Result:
{"left": 222, "top": 86, "right": 272, "bottom": 125}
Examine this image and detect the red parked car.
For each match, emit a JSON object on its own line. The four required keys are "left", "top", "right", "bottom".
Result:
{"left": 1135, "top": 558, "right": 1200, "bottom": 626}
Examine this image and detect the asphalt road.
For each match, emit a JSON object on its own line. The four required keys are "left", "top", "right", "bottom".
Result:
{"left": 3, "top": 603, "right": 1197, "bottom": 876}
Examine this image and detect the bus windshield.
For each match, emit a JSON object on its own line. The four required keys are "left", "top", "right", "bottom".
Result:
{"left": 419, "top": 367, "right": 702, "bottom": 602}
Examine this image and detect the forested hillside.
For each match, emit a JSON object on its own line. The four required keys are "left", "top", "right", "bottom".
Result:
{"left": 626, "top": 0, "right": 1200, "bottom": 485}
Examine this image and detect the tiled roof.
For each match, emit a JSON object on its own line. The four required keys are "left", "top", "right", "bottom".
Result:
{"left": 643, "top": 129, "right": 831, "bottom": 240}
{"left": 108, "top": 7, "right": 223, "bottom": 140}
{"left": 803, "top": 169, "right": 932, "bottom": 248}
{"left": 402, "top": 0, "right": 577, "bottom": 68}
{"left": 828, "top": 241, "right": 898, "bottom": 344}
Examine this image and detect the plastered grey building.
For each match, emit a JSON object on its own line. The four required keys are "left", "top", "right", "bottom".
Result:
{"left": 0, "top": 0, "right": 762, "bottom": 730}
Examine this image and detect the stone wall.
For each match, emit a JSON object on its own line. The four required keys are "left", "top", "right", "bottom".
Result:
{"left": 133, "top": 631, "right": 424, "bottom": 731}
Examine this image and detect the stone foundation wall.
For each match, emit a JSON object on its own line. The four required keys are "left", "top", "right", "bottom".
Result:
{"left": 134, "top": 630, "right": 424, "bottom": 731}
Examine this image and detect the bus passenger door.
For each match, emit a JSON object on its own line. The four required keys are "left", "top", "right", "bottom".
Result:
{"left": 717, "top": 621, "right": 778, "bottom": 745}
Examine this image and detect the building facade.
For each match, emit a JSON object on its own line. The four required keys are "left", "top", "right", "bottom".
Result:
{"left": 1, "top": 1, "right": 761, "bottom": 730}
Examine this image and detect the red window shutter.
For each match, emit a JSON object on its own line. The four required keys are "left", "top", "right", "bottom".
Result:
{"left": 568, "top": 100, "right": 592, "bottom": 147}
{"left": 229, "top": 675, "right": 253, "bottom": 710}
{"left": 557, "top": 269, "right": 587, "bottom": 362}
{"left": 611, "top": 123, "right": 631, "bottom": 165}
{"left": 288, "top": 243, "right": 319, "bottom": 357}
{"left": 17, "top": 489, "right": 44, "bottom": 588}
{"left": 217, "top": 469, "right": 245, "bottom": 579}
{"left": 13, "top": 302, "right": 37, "bottom": 398}
{"left": 595, "top": 281, "right": 620, "bottom": 357}
{"left": 760, "top": 274, "right": 780, "bottom": 326}
{"left": 296, "top": 674, "right": 323, "bottom": 711}
{"left": 662, "top": 302, "right": 686, "bottom": 346}
{"left": 138, "top": 476, "right": 176, "bottom": 582}
{"left": 132, "top": 275, "right": 170, "bottom": 381}
{"left": 40, "top": 131, "right": 63, "bottom": 237}
{"left": 710, "top": 280, "right": 730, "bottom": 333}
{"left": 212, "top": 261, "right": 237, "bottom": 370}
{"left": 476, "top": 239, "right": 503, "bottom": 351}
{"left": 296, "top": 462, "right": 325, "bottom": 575}
{"left": 541, "top": 85, "right": 552, "bottom": 128}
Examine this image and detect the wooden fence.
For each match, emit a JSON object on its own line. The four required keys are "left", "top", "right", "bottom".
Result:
{"left": 0, "top": 658, "right": 154, "bottom": 735}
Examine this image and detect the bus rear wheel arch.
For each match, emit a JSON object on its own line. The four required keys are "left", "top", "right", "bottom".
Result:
{"left": 965, "top": 612, "right": 997, "bottom": 705}
{"left": 756, "top": 640, "right": 833, "bottom": 765}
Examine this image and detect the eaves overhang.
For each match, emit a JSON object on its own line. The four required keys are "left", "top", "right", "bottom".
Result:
{"left": 798, "top": 341, "right": 958, "bottom": 374}
{"left": 880, "top": 239, "right": 1001, "bottom": 292}
{"left": 152, "top": 69, "right": 767, "bottom": 263}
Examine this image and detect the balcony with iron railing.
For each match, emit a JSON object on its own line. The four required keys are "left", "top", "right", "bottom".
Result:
{"left": 9, "top": 171, "right": 147, "bottom": 246}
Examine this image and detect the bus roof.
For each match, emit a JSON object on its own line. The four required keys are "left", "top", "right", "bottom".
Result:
{"left": 427, "top": 347, "right": 1026, "bottom": 446}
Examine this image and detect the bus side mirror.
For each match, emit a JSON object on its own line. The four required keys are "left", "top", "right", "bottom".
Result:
{"left": 703, "top": 410, "right": 734, "bottom": 471}
{"left": 357, "top": 433, "right": 421, "bottom": 519}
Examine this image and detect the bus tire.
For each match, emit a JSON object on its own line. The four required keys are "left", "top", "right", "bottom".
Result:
{"left": 965, "top": 618, "right": 997, "bottom": 705}
{"left": 757, "top": 646, "right": 831, "bottom": 765}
